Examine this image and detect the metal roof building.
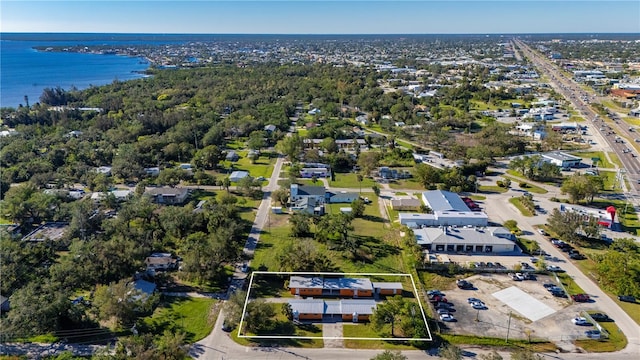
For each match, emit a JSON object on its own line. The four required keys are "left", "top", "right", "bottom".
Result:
{"left": 288, "top": 299, "right": 377, "bottom": 316}
{"left": 414, "top": 226, "right": 517, "bottom": 253}
{"left": 421, "top": 190, "right": 470, "bottom": 212}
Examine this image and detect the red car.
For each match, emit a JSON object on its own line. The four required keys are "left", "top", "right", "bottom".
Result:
{"left": 571, "top": 294, "right": 590, "bottom": 302}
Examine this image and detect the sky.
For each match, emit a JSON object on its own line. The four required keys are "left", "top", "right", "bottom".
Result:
{"left": 1, "top": 0, "right": 639, "bottom": 34}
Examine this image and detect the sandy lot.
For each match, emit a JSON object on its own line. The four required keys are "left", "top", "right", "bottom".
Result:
{"left": 434, "top": 273, "right": 605, "bottom": 342}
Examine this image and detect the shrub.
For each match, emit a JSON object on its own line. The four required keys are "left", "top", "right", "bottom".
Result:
{"left": 496, "top": 180, "right": 504, "bottom": 187}
{"left": 519, "top": 182, "right": 529, "bottom": 188}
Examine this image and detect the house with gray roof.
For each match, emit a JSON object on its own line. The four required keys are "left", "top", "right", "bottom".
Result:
{"left": 288, "top": 299, "right": 377, "bottom": 322}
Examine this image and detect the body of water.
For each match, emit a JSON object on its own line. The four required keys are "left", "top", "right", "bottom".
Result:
{"left": 1, "top": 36, "right": 152, "bottom": 108}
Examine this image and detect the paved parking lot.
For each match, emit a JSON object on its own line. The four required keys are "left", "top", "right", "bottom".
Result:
{"left": 434, "top": 273, "right": 606, "bottom": 343}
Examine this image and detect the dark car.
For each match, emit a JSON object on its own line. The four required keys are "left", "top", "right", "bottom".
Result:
{"left": 221, "top": 321, "right": 234, "bottom": 332}
{"left": 456, "top": 280, "right": 473, "bottom": 289}
{"left": 590, "top": 313, "right": 613, "bottom": 322}
{"left": 570, "top": 252, "right": 585, "bottom": 260}
{"left": 571, "top": 294, "right": 590, "bottom": 302}
{"left": 618, "top": 295, "right": 636, "bottom": 303}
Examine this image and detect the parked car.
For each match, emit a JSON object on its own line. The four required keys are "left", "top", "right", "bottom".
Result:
{"left": 590, "top": 313, "right": 613, "bottom": 322}
{"left": 537, "top": 229, "right": 548, "bottom": 236}
{"left": 546, "top": 265, "right": 564, "bottom": 272}
{"left": 241, "top": 263, "right": 249, "bottom": 273}
{"left": 436, "top": 308, "right": 450, "bottom": 315}
{"left": 543, "top": 283, "right": 557, "bottom": 289}
{"left": 467, "top": 297, "right": 482, "bottom": 304}
{"left": 571, "top": 294, "right": 590, "bottom": 302}
{"left": 551, "top": 290, "right": 567, "bottom": 298}
{"left": 440, "top": 313, "right": 456, "bottom": 322}
{"left": 427, "top": 290, "right": 445, "bottom": 297}
{"left": 572, "top": 317, "right": 591, "bottom": 326}
{"left": 221, "top": 321, "right": 234, "bottom": 332}
{"left": 456, "top": 280, "right": 473, "bottom": 289}
{"left": 585, "top": 330, "right": 601, "bottom": 339}
{"left": 618, "top": 295, "right": 636, "bottom": 303}
{"left": 470, "top": 301, "right": 486, "bottom": 309}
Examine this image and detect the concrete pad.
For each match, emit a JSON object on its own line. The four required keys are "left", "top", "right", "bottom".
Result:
{"left": 492, "top": 286, "right": 556, "bottom": 322}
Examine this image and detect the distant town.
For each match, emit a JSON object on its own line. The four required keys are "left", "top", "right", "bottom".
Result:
{"left": 1, "top": 33, "right": 640, "bottom": 360}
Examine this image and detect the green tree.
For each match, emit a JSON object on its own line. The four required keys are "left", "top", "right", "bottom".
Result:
{"left": 351, "top": 198, "right": 365, "bottom": 218}
{"left": 247, "top": 130, "right": 267, "bottom": 151}
{"left": 439, "top": 344, "right": 463, "bottom": 360}
{"left": 272, "top": 188, "right": 289, "bottom": 206}
{"left": 414, "top": 163, "right": 442, "bottom": 188}
{"left": 92, "top": 279, "right": 146, "bottom": 326}
{"left": 370, "top": 295, "right": 405, "bottom": 337}
{"left": 1, "top": 183, "right": 58, "bottom": 226}
{"left": 358, "top": 151, "right": 381, "bottom": 177}
{"left": 511, "top": 349, "right": 545, "bottom": 360}
{"left": 478, "top": 350, "right": 503, "bottom": 360}
{"left": 193, "top": 145, "right": 223, "bottom": 170}
{"left": 290, "top": 212, "right": 311, "bottom": 238}
{"left": 372, "top": 184, "right": 381, "bottom": 196}
{"left": 276, "top": 134, "right": 303, "bottom": 162}
{"left": 370, "top": 350, "right": 408, "bottom": 360}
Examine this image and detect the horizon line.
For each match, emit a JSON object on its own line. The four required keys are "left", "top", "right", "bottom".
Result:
{"left": 2, "top": 31, "right": 639, "bottom": 36}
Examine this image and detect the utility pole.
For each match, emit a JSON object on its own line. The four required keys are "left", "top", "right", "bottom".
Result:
{"left": 505, "top": 311, "right": 512, "bottom": 343}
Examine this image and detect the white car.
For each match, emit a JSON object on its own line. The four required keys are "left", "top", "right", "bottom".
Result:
{"left": 537, "top": 229, "right": 548, "bottom": 236}
{"left": 547, "top": 265, "right": 564, "bottom": 272}
{"left": 470, "top": 301, "right": 486, "bottom": 310}
{"left": 440, "top": 313, "right": 456, "bottom": 322}
{"left": 572, "top": 317, "right": 591, "bottom": 326}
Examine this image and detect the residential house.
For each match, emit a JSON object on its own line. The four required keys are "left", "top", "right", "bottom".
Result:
{"left": 229, "top": 171, "right": 250, "bottom": 182}
{"left": 300, "top": 168, "right": 331, "bottom": 178}
{"left": 264, "top": 124, "right": 277, "bottom": 132}
{"left": 225, "top": 151, "right": 239, "bottom": 162}
{"left": 290, "top": 184, "right": 325, "bottom": 205}
{"left": 95, "top": 166, "right": 112, "bottom": 176}
{"left": 144, "top": 187, "right": 190, "bottom": 205}
{"left": 326, "top": 191, "right": 359, "bottom": 204}
{"left": 145, "top": 253, "right": 178, "bottom": 273}
{"left": 144, "top": 167, "right": 160, "bottom": 176}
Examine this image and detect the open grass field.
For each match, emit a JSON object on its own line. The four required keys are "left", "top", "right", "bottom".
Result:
{"left": 388, "top": 178, "right": 426, "bottom": 190}
{"left": 330, "top": 173, "right": 376, "bottom": 189}
{"left": 142, "top": 296, "right": 218, "bottom": 343}
{"left": 509, "top": 197, "right": 534, "bottom": 217}
{"left": 568, "top": 151, "right": 614, "bottom": 169}
{"left": 343, "top": 324, "right": 418, "bottom": 350}
{"left": 575, "top": 320, "right": 628, "bottom": 352}
{"left": 478, "top": 185, "right": 508, "bottom": 194}
{"left": 501, "top": 175, "right": 548, "bottom": 194}
{"left": 222, "top": 154, "right": 276, "bottom": 180}
{"left": 252, "top": 196, "right": 405, "bottom": 274}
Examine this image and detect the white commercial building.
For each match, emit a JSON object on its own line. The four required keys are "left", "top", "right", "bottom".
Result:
{"left": 413, "top": 226, "right": 517, "bottom": 253}
{"left": 399, "top": 211, "right": 488, "bottom": 228}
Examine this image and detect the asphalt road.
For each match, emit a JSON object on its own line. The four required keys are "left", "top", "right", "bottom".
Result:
{"left": 513, "top": 40, "right": 640, "bottom": 190}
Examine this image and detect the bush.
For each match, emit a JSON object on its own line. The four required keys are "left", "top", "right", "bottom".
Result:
{"left": 496, "top": 180, "right": 504, "bottom": 187}
{"left": 519, "top": 182, "right": 529, "bottom": 188}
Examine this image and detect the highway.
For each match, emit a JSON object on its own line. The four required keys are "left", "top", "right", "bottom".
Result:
{"left": 513, "top": 39, "right": 640, "bottom": 190}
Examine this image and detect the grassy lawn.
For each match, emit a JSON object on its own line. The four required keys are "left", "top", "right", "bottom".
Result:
{"left": 478, "top": 185, "right": 508, "bottom": 194}
{"left": 556, "top": 273, "right": 585, "bottom": 295}
{"left": 343, "top": 324, "right": 417, "bottom": 350}
{"left": 609, "top": 152, "right": 623, "bottom": 169}
{"left": 502, "top": 175, "right": 548, "bottom": 194}
{"left": 142, "top": 296, "right": 218, "bottom": 343}
{"left": 569, "top": 151, "right": 614, "bottom": 169}
{"left": 441, "top": 335, "right": 556, "bottom": 352}
{"left": 222, "top": 154, "right": 276, "bottom": 180}
{"left": 509, "top": 197, "right": 534, "bottom": 217}
{"left": 623, "top": 117, "right": 640, "bottom": 126}
{"left": 253, "top": 196, "right": 404, "bottom": 274}
{"left": 231, "top": 317, "right": 324, "bottom": 348}
{"left": 330, "top": 173, "right": 376, "bottom": 189}
{"left": 389, "top": 178, "right": 426, "bottom": 190}
{"left": 468, "top": 194, "right": 486, "bottom": 201}
{"left": 575, "top": 320, "right": 627, "bottom": 352}
{"left": 601, "top": 100, "right": 627, "bottom": 112}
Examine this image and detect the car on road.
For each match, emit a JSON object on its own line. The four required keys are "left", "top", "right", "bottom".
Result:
{"left": 590, "top": 313, "right": 613, "bottom": 322}
{"left": 571, "top": 294, "right": 590, "bottom": 302}
{"left": 537, "top": 229, "right": 548, "bottom": 236}
{"left": 440, "top": 313, "right": 456, "bottom": 322}
{"left": 618, "top": 295, "right": 636, "bottom": 303}
{"left": 572, "top": 317, "right": 592, "bottom": 326}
